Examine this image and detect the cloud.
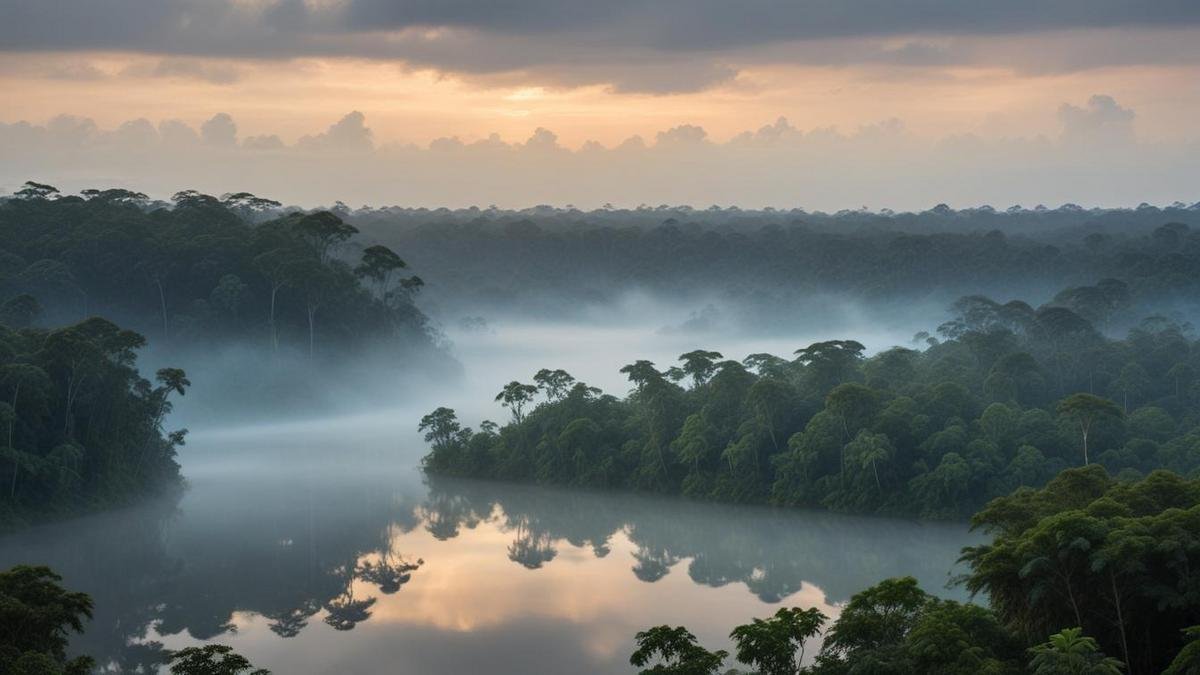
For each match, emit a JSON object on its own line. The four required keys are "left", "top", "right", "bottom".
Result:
{"left": 201, "top": 113, "right": 238, "bottom": 147}
{"left": 159, "top": 119, "right": 200, "bottom": 146}
{"left": 297, "top": 111, "right": 373, "bottom": 152}
{"left": 0, "top": 96, "right": 1195, "bottom": 211}
{"left": 120, "top": 57, "right": 241, "bottom": 84}
{"left": 1058, "top": 94, "right": 1136, "bottom": 145}
{"left": 655, "top": 124, "right": 708, "bottom": 146}
{"left": 243, "top": 134, "right": 286, "bottom": 151}
{"left": 1, "top": 2, "right": 1198, "bottom": 93}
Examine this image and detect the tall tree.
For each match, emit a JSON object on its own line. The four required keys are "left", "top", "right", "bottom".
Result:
{"left": 1056, "top": 394, "right": 1122, "bottom": 465}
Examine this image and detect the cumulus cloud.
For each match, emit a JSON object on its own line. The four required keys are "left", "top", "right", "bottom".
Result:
{"left": 201, "top": 113, "right": 238, "bottom": 147}
{"left": 0, "top": 96, "right": 1195, "bottom": 211}
{"left": 296, "top": 111, "right": 373, "bottom": 153}
{"left": 159, "top": 119, "right": 200, "bottom": 146}
{"left": 1, "top": 1, "right": 1197, "bottom": 93}
{"left": 1058, "top": 94, "right": 1136, "bottom": 145}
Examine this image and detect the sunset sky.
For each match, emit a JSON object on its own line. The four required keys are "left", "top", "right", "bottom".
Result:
{"left": 3, "top": 1, "right": 1199, "bottom": 209}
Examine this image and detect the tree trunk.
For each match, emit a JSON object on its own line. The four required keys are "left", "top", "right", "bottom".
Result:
{"left": 307, "top": 303, "right": 317, "bottom": 359}
{"left": 156, "top": 277, "right": 169, "bottom": 342}
{"left": 1081, "top": 427, "right": 1090, "bottom": 465}
{"left": 9, "top": 383, "right": 19, "bottom": 448}
{"left": 872, "top": 459, "right": 881, "bottom": 491}
{"left": 1110, "top": 570, "right": 1131, "bottom": 669}
{"left": 269, "top": 284, "right": 280, "bottom": 352}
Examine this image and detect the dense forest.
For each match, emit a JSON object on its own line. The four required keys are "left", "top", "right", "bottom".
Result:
{"left": 348, "top": 202, "right": 1200, "bottom": 322}
{"left": 0, "top": 182, "right": 442, "bottom": 380}
{"left": 0, "top": 182, "right": 434, "bottom": 353}
{"left": 422, "top": 292, "right": 1200, "bottom": 519}
{"left": 0, "top": 316, "right": 188, "bottom": 528}
{"left": 0, "top": 180, "right": 444, "bottom": 526}
{"left": 628, "top": 467, "right": 1200, "bottom": 675}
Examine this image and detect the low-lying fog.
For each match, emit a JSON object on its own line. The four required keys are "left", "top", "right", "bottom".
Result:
{"left": 172, "top": 291, "right": 939, "bottom": 446}
{"left": 5, "top": 291, "right": 975, "bottom": 674}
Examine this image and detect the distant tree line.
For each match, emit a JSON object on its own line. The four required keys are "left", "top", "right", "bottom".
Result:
{"left": 351, "top": 201, "right": 1200, "bottom": 322}
{"left": 627, "top": 467, "right": 1200, "bottom": 675}
{"left": 422, "top": 294, "right": 1200, "bottom": 519}
{"left": 0, "top": 181, "right": 432, "bottom": 358}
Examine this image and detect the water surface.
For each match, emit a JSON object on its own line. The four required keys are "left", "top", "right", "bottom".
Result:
{"left": 1, "top": 313, "right": 978, "bottom": 673}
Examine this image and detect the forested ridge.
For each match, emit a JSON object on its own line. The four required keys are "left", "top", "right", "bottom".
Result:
{"left": 0, "top": 182, "right": 434, "bottom": 358}
{"left": 422, "top": 293, "right": 1200, "bottom": 519}
{"left": 351, "top": 202, "right": 1200, "bottom": 319}
{"left": 0, "top": 180, "right": 438, "bottom": 526}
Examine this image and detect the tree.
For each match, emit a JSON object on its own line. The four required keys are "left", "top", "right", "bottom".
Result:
{"left": 253, "top": 249, "right": 298, "bottom": 353}
{"left": 151, "top": 368, "right": 191, "bottom": 430}
{"left": 795, "top": 340, "right": 865, "bottom": 393}
{"left": 630, "top": 625, "right": 728, "bottom": 675}
{"left": 1027, "top": 628, "right": 1123, "bottom": 675}
{"left": 0, "top": 565, "right": 95, "bottom": 675}
{"left": 847, "top": 430, "right": 892, "bottom": 492}
{"left": 354, "top": 244, "right": 408, "bottom": 302}
{"left": 167, "top": 645, "right": 270, "bottom": 675}
{"left": 13, "top": 181, "right": 59, "bottom": 200}
{"left": 281, "top": 258, "right": 335, "bottom": 359}
{"left": 1163, "top": 626, "right": 1200, "bottom": 675}
{"left": 677, "top": 350, "right": 723, "bottom": 388}
{"left": 533, "top": 368, "right": 576, "bottom": 401}
{"left": 819, "top": 577, "right": 930, "bottom": 661}
{"left": 747, "top": 377, "right": 792, "bottom": 453}
{"left": 729, "top": 606, "right": 827, "bottom": 675}
{"left": 824, "top": 383, "right": 880, "bottom": 483}
{"left": 1057, "top": 394, "right": 1122, "bottom": 465}
{"left": 621, "top": 360, "right": 663, "bottom": 392}
{"left": 495, "top": 382, "right": 538, "bottom": 423}
{"left": 418, "top": 408, "right": 461, "bottom": 451}
{"left": 290, "top": 211, "right": 358, "bottom": 263}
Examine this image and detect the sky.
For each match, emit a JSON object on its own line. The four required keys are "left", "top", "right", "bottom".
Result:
{"left": 2, "top": 0, "right": 1199, "bottom": 210}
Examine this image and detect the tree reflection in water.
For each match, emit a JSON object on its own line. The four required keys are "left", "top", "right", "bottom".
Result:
{"left": 323, "top": 563, "right": 378, "bottom": 631}
{"left": 506, "top": 517, "right": 558, "bottom": 570}
{"left": 0, "top": 470, "right": 974, "bottom": 670}
{"left": 418, "top": 476, "right": 976, "bottom": 605}
{"left": 356, "top": 524, "right": 424, "bottom": 594}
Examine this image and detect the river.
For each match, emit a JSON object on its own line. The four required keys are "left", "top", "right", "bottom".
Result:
{"left": 0, "top": 311, "right": 978, "bottom": 674}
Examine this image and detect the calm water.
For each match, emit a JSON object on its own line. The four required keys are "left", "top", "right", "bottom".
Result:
{"left": 0, "top": 414, "right": 978, "bottom": 674}
{"left": 0, "top": 315, "right": 977, "bottom": 673}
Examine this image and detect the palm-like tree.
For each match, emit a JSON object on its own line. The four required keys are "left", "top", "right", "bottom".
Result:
{"left": 1028, "top": 627, "right": 1124, "bottom": 675}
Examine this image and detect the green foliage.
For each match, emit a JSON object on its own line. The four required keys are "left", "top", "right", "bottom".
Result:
{"left": 1027, "top": 628, "right": 1123, "bottom": 675}
{"left": 0, "top": 187, "right": 433, "bottom": 357}
{"left": 0, "top": 317, "right": 188, "bottom": 527}
{"left": 1163, "top": 626, "right": 1200, "bottom": 675}
{"left": 630, "top": 625, "right": 728, "bottom": 675}
{"left": 422, "top": 301, "right": 1200, "bottom": 520}
{"left": 167, "top": 645, "right": 269, "bottom": 675}
{"left": 730, "top": 606, "right": 827, "bottom": 675}
{"left": 0, "top": 565, "right": 95, "bottom": 675}
{"left": 962, "top": 468, "right": 1200, "bottom": 674}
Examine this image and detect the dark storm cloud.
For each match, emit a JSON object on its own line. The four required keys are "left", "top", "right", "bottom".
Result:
{"left": 1, "top": 1, "right": 1198, "bottom": 92}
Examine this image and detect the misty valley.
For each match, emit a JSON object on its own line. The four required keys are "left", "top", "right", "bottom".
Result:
{"left": 2, "top": 186, "right": 1200, "bottom": 674}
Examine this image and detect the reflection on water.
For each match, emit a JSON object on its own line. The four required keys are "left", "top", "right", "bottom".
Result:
{"left": 0, "top": 454, "right": 978, "bottom": 674}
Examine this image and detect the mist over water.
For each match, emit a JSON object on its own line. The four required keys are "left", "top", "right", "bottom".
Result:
{"left": 0, "top": 293, "right": 975, "bottom": 674}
